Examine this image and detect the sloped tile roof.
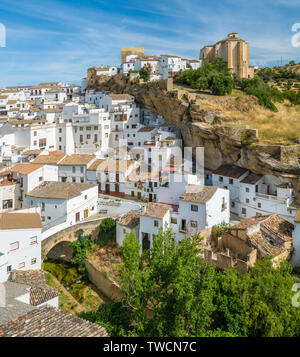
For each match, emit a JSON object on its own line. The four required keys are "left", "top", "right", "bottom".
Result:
{"left": 0, "top": 305, "right": 108, "bottom": 337}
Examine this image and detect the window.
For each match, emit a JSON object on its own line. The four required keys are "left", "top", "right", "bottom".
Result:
{"left": 219, "top": 176, "right": 223, "bottom": 182}
{"left": 72, "top": 166, "right": 76, "bottom": 173}
{"left": 42, "top": 216, "right": 45, "bottom": 222}
{"left": 258, "top": 202, "right": 261, "bottom": 208}
{"left": 154, "top": 220, "right": 158, "bottom": 227}
{"left": 84, "top": 195, "right": 87, "bottom": 200}
{"left": 30, "top": 236, "right": 37, "bottom": 245}
{"left": 41, "top": 202, "right": 45, "bottom": 211}
{"left": 87, "top": 134, "right": 91, "bottom": 139}
{"left": 229, "top": 178, "right": 233, "bottom": 184}
{"left": 7, "top": 265, "right": 12, "bottom": 273}
{"left": 2, "top": 199, "right": 13, "bottom": 209}
{"left": 80, "top": 127, "right": 84, "bottom": 131}
{"left": 231, "top": 201, "right": 235, "bottom": 208}
{"left": 39, "top": 176, "right": 43, "bottom": 182}
{"left": 72, "top": 177, "right": 76, "bottom": 182}
{"left": 59, "top": 128, "right": 62, "bottom": 133}
{"left": 59, "top": 137, "right": 62, "bottom": 142}
{"left": 80, "top": 167, "right": 84, "bottom": 174}
{"left": 94, "top": 126, "right": 98, "bottom": 130}
{"left": 80, "top": 177, "right": 84, "bottom": 183}
{"left": 10, "top": 242, "right": 19, "bottom": 251}
{"left": 242, "top": 208, "right": 246, "bottom": 215}
{"left": 31, "top": 258, "right": 37, "bottom": 265}
{"left": 246, "top": 198, "right": 250, "bottom": 203}
{"left": 18, "top": 262, "right": 25, "bottom": 269}
{"left": 34, "top": 131, "right": 37, "bottom": 136}
{"left": 246, "top": 187, "right": 250, "bottom": 193}
{"left": 171, "top": 217, "right": 177, "bottom": 224}
{"left": 190, "top": 220, "right": 198, "bottom": 228}
{"left": 47, "top": 217, "right": 51, "bottom": 220}
{"left": 191, "top": 204, "right": 198, "bottom": 212}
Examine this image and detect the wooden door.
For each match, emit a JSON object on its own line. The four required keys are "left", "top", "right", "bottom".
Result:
{"left": 84, "top": 209, "right": 88, "bottom": 219}
{"left": 75, "top": 212, "right": 80, "bottom": 222}
{"left": 137, "top": 192, "right": 141, "bottom": 200}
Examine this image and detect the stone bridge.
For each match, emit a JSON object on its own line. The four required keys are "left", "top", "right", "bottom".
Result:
{"left": 42, "top": 219, "right": 103, "bottom": 258}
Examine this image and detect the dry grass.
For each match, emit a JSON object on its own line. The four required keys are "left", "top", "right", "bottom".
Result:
{"left": 225, "top": 102, "right": 300, "bottom": 143}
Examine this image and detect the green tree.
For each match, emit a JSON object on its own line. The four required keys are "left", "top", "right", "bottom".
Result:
{"left": 120, "top": 228, "right": 219, "bottom": 337}
{"left": 140, "top": 63, "right": 152, "bottom": 81}
{"left": 69, "top": 234, "right": 93, "bottom": 275}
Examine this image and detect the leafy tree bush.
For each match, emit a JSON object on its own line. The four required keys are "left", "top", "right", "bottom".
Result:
{"left": 177, "top": 58, "right": 233, "bottom": 95}
{"left": 140, "top": 63, "right": 152, "bottom": 82}
{"left": 100, "top": 217, "right": 116, "bottom": 232}
{"left": 79, "top": 302, "right": 133, "bottom": 337}
{"left": 98, "top": 218, "right": 116, "bottom": 246}
{"left": 116, "top": 229, "right": 300, "bottom": 337}
{"left": 69, "top": 234, "right": 93, "bottom": 275}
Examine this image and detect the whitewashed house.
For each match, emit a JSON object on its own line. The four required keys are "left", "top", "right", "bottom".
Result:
{"left": 116, "top": 210, "right": 140, "bottom": 247}
{"left": 238, "top": 173, "right": 297, "bottom": 222}
{"left": 212, "top": 165, "right": 249, "bottom": 215}
{"left": 139, "top": 203, "right": 171, "bottom": 251}
{"left": 159, "top": 55, "right": 187, "bottom": 79}
{"left": 26, "top": 181, "right": 98, "bottom": 230}
{"left": 95, "top": 66, "right": 118, "bottom": 76}
{"left": 10, "top": 163, "right": 59, "bottom": 209}
{"left": 175, "top": 185, "right": 230, "bottom": 240}
{"left": 0, "top": 210, "right": 42, "bottom": 283}
{"left": 58, "top": 154, "right": 96, "bottom": 183}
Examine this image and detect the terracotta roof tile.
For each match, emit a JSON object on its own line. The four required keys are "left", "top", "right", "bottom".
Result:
{"left": 58, "top": 154, "right": 95, "bottom": 166}
{"left": 213, "top": 164, "right": 248, "bottom": 179}
{"left": 11, "top": 163, "right": 43, "bottom": 175}
{"left": 27, "top": 181, "right": 97, "bottom": 200}
{"left": 180, "top": 185, "right": 218, "bottom": 203}
{"left": 0, "top": 306, "right": 108, "bottom": 337}
{"left": 32, "top": 151, "right": 66, "bottom": 164}
{"left": 141, "top": 203, "right": 170, "bottom": 219}
{"left": 118, "top": 210, "right": 140, "bottom": 228}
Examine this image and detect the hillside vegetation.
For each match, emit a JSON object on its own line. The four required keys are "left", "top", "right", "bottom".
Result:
{"left": 176, "top": 59, "right": 300, "bottom": 143}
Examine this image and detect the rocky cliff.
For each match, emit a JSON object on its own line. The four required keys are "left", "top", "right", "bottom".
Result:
{"left": 88, "top": 75, "right": 300, "bottom": 197}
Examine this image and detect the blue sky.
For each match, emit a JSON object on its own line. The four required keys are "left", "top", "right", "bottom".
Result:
{"left": 0, "top": 0, "right": 299, "bottom": 86}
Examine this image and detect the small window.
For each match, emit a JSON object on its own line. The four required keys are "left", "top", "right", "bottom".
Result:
{"left": 231, "top": 201, "right": 235, "bottom": 208}
{"left": 229, "top": 178, "right": 233, "bottom": 184}
{"left": 258, "top": 202, "right": 261, "bottom": 208}
{"left": 10, "top": 242, "right": 19, "bottom": 251}
{"left": 31, "top": 258, "right": 37, "bottom": 265}
{"left": 219, "top": 176, "right": 223, "bottom": 182}
{"left": 80, "top": 167, "right": 84, "bottom": 173}
{"left": 123, "top": 229, "right": 126, "bottom": 234}
{"left": 242, "top": 208, "right": 246, "bottom": 215}
{"left": 191, "top": 205, "right": 198, "bottom": 212}
{"left": 30, "top": 236, "right": 37, "bottom": 245}
{"left": 72, "top": 177, "right": 76, "bottom": 183}
{"left": 72, "top": 166, "right": 76, "bottom": 173}
{"left": 84, "top": 195, "right": 87, "bottom": 200}
{"left": 7, "top": 265, "right": 12, "bottom": 273}
{"left": 171, "top": 217, "right": 177, "bottom": 224}
{"left": 154, "top": 220, "right": 158, "bottom": 227}
{"left": 18, "top": 262, "right": 25, "bottom": 269}
{"left": 246, "top": 187, "right": 250, "bottom": 193}
{"left": 190, "top": 220, "right": 198, "bottom": 228}
{"left": 47, "top": 217, "right": 51, "bottom": 220}
{"left": 39, "top": 176, "right": 43, "bottom": 182}
{"left": 246, "top": 198, "right": 250, "bottom": 203}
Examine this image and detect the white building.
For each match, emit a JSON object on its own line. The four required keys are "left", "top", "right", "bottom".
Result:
{"left": 118, "top": 185, "right": 230, "bottom": 252}
{"left": 116, "top": 210, "right": 140, "bottom": 247}
{"left": 26, "top": 181, "right": 98, "bottom": 230}
{"left": 159, "top": 55, "right": 187, "bottom": 80}
{"left": 95, "top": 66, "right": 118, "bottom": 76}
{"left": 0, "top": 210, "right": 42, "bottom": 283}
{"left": 58, "top": 154, "right": 96, "bottom": 183}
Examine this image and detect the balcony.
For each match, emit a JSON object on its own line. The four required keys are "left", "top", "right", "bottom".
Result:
{"left": 255, "top": 192, "right": 287, "bottom": 204}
